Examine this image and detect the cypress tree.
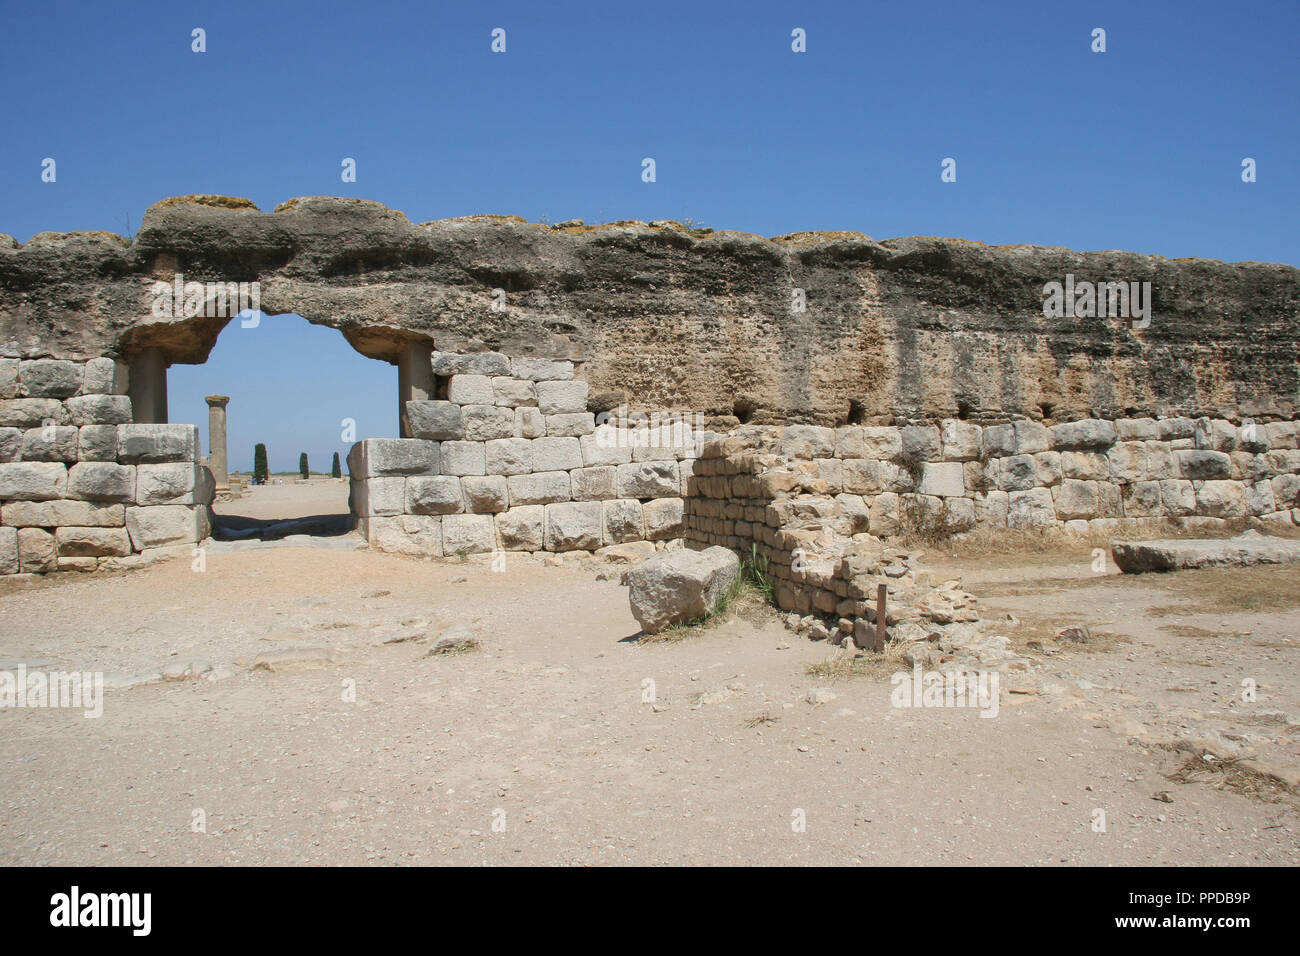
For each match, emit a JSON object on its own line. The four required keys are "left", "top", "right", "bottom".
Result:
{"left": 299, "top": 452, "right": 309, "bottom": 479}
{"left": 253, "top": 443, "right": 268, "bottom": 485}
{"left": 331, "top": 452, "right": 342, "bottom": 478}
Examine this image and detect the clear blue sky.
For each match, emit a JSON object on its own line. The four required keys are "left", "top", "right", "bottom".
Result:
{"left": 2, "top": 0, "right": 1296, "bottom": 471}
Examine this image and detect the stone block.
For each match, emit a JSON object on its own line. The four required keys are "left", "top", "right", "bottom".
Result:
{"left": 780, "top": 425, "right": 835, "bottom": 458}
{"left": 940, "top": 420, "right": 982, "bottom": 461}
{"left": 581, "top": 427, "right": 633, "bottom": 466}
{"left": 447, "top": 374, "right": 495, "bottom": 405}
{"left": 1194, "top": 418, "right": 1238, "bottom": 452}
{"left": 1121, "top": 481, "right": 1163, "bottom": 518}
{"left": 492, "top": 377, "right": 537, "bottom": 407}
{"left": 1107, "top": 442, "right": 1148, "bottom": 482}
{"left": 602, "top": 498, "right": 644, "bottom": 543}
{"left": 461, "top": 404, "right": 517, "bottom": 441}
{"left": 65, "top": 394, "right": 132, "bottom": 426}
{"left": 572, "top": 465, "right": 617, "bottom": 500}
{"left": 1115, "top": 418, "right": 1160, "bottom": 441}
{"left": 485, "top": 437, "right": 533, "bottom": 476}
{"left": 125, "top": 505, "right": 208, "bottom": 548}
{"left": 507, "top": 471, "right": 571, "bottom": 505}
{"left": 516, "top": 406, "right": 546, "bottom": 438}
{"left": 1, "top": 500, "right": 123, "bottom": 527}
{"left": 0, "top": 427, "right": 19, "bottom": 463}
{"left": 544, "top": 501, "right": 603, "bottom": 551}
{"left": 1032, "top": 451, "right": 1062, "bottom": 485}
{"left": 55, "top": 526, "right": 131, "bottom": 557}
{"left": 136, "top": 462, "right": 213, "bottom": 505}
{"left": 1007, "top": 487, "right": 1055, "bottom": 528}
{"left": 406, "top": 475, "right": 463, "bottom": 515}
{"left": 868, "top": 492, "right": 900, "bottom": 536}
{"left": 460, "top": 475, "right": 508, "bottom": 514}
{"left": 982, "top": 423, "right": 1016, "bottom": 458}
{"left": 617, "top": 460, "right": 678, "bottom": 499}
{"left": 1159, "top": 479, "right": 1196, "bottom": 516}
{"left": 918, "top": 461, "right": 964, "bottom": 497}
{"left": 440, "top": 440, "right": 486, "bottom": 476}
{"left": 117, "top": 424, "right": 200, "bottom": 464}
{"left": 83, "top": 357, "right": 117, "bottom": 395}
{"left": 532, "top": 436, "right": 583, "bottom": 472}
{"left": 1247, "top": 480, "right": 1276, "bottom": 516}
{"left": 1144, "top": 442, "right": 1176, "bottom": 479}
{"left": 0, "top": 526, "right": 16, "bottom": 574}
{"left": 511, "top": 358, "right": 574, "bottom": 381}
{"left": 366, "top": 515, "right": 444, "bottom": 556}
{"left": 352, "top": 477, "right": 406, "bottom": 516}
{"left": 537, "top": 380, "right": 589, "bottom": 415}
{"left": 0, "top": 398, "right": 68, "bottom": 428}
{"left": 997, "top": 455, "right": 1035, "bottom": 492}
{"left": 546, "top": 412, "right": 595, "bottom": 438}
{"left": 974, "top": 490, "right": 1009, "bottom": 527}
{"left": 1061, "top": 451, "right": 1109, "bottom": 481}
{"left": 643, "top": 497, "right": 685, "bottom": 540}
{"left": 18, "top": 359, "right": 82, "bottom": 398}
{"left": 442, "top": 514, "right": 496, "bottom": 555}
{"left": 841, "top": 458, "right": 883, "bottom": 495}
{"left": 1271, "top": 474, "right": 1300, "bottom": 509}
{"left": 1051, "top": 419, "right": 1117, "bottom": 450}
{"left": 0, "top": 360, "right": 16, "bottom": 399}
{"left": 1176, "top": 449, "right": 1232, "bottom": 480}
{"left": 77, "top": 424, "right": 119, "bottom": 461}
{"left": 900, "top": 425, "right": 940, "bottom": 461}
{"left": 1157, "top": 417, "right": 1197, "bottom": 441}
{"left": 406, "top": 401, "right": 463, "bottom": 440}
{"left": 20, "top": 426, "right": 78, "bottom": 462}
{"left": 433, "top": 351, "right": 512, "bottom": 377}
{"left": 496, "top": 506, "right": 545, "bottom": 551}
{"left": 1053, "top": 479, "right": 1100, "bottom": 520}
{"left": 1195, "top": 480, "right": 1247, "bottom": 518}
{"left": 0, "top": 461, "right": 68, "bottom": 500}
{"left": 17, "top": 527, "right": 57, "bottom": 572}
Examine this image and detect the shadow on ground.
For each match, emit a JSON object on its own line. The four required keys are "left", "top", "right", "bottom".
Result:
{"left": 211, "top": 510, "right": 355, "bottom": 541}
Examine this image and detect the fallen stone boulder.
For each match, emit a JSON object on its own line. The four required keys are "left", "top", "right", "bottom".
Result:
{"left": 1112, "top": 532, "right": 1300, "bottom": 573}
{"left": 624, "top": 545, "right": 740, "bottom": 633}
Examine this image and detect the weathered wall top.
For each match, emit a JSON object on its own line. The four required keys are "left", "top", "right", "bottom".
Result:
{"left": 2, "top": 195, "right": 1297, "bottom": 426}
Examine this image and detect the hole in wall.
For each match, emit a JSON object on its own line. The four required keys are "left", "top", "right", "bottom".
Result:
{"left": 434, "top": 374, "right": 451, "bottom": 400}
{"left": 956, "top": 400, "right": 972, "bottom": 421}
{"left": 733, "top": 398, "right": 756, "bottom": 424}
{"left": 847, "top": 399, "right": 868, "bottom": 424}
{"left": 1038, "top": 402, "right": 1055, "bottom": 419}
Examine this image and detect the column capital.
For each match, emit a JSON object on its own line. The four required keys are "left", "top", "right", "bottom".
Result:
{"left": 205, "top": 395, "right": 230, "bottom": 408}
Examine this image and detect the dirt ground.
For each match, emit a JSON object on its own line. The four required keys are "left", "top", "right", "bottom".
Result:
{"left": 0, "top": 486, "right": 1297, "bottom": 866}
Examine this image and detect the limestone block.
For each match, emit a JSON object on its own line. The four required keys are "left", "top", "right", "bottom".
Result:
{"left": 537, "top": 380, "right": 589, "bottom": 415}
{"left": 544, "top": 501, "right": 603, "bottom": 551}
{"left": 603, "top": 498, "right": 644, "bottom": 543}
{"left": 0, "top": 427, "right": 19, "bottom": 462}
{"left": 1175, "top": 449, "right": 1232, "bottom": 480}
{"left": 1107, "top": 442, "right": 1148, "bottom": 482}
{"left": 433, "top": 351, "right": 512, "bottom": 377}
{"left": 833, "top": 493, "right": 870, "bottom": 534}
{"left": 1032, "top": 451, "right": 1062, "bottom": 486}
{"left": 1271, "top": 473, "right": 1300, "bottom": 509}
{"left": 136, "top": 462, "right": 213, "bottom": 505}
{"left": 1247, "top": 480, "right": 1276, "bottom": 516}
{"left": 982, "top": 423, "right": 1016, "bottom": 457}
{"left": 461, "top": 475, "right": 508, "bottom": 514}
{"left": 496, "top": 505, "right": 545, "bottom": 550}
{"left": 117, "top": 424, "right": 200, "bottom": 464}
{"left": 1007, "top": 487, "right": 1055, "bottom": 528}
{"left": 643, "top": 497, "right": 685, "bottom": 540}
{"left": 1263, "top": 421, "right": 1297, "bottom": 450}
{"left": 841, "top": 458, "right": 883, "bottom": 495}
{"left": 1144, "top": 441, "right": 1175, "bottom": 479}
{"left": 442, "top": 514, "right": 496, "bottom": 555}
{"left": 125, "top": 505, "right": 207, "bottom": 549}
{"left": 942, "top": 496, "right": 976, "bottom": 532}
{"left": 1053, "top": 479, "right": 1100, "bottom": 520}
{"left": 1061, "top": 451, "right": 1109, "bottom": 481}
{"left": 20, "top": 426, "right": 78, "bottom": 462}
{"left": 447, "top": 374, "right": 495, "bottom": 405}
{"left": 1, "top": 500, "right": 123, "bottom": 527}
{"left": 545, "top": 413, "right": 595, "bottom": 438}
{"left": 940, "top": 420, "right": 982, "bottom": 461}
{"left": 1051, "top": 419, "right": 1117, "bottom": 450}
{"left": 352, "top": 477, "right": 406, "bottom": 516}
{"left": 485, "top": 438, "right": 533, "bottom": 476}
{"left": 1115, "top": 418, "right": 1159, "bottom": 441}
{"left": 0, "top": 526, "right": 16, "bottom": 574}
{"left": 439, "top": 441, "right": 486, "bottom": 476}
{"left": 1159, "top": 479, "right": 1196, "bottom": 516}
{"left": 516, "top": 406, "right": 546, "bottom": 438}
{"left": 18, "top": 527, "right": 57, "bottom": 572}
{"left": 83, "top": 357, "right": 117, "bottom": 395}
{"left": 78, "top": 425, "right": 118, "bottom": 461}
{"left": 918, "top": 461, "right": 964, "bottom": 497}
{"left": 492, "top": 377, "right": 537, "bottom": 407}
{"left": 814, "top": 458, "right": 843, "bottom": 493}
{"left": 869, "top": 492, "right": 901, "bottom": 536}
{"left": 880, "top": 461, "right": 916, "bottom": 493}
{"left": 617, "top": 460, "right": 678, "bottom": 499}
{"left": 1194, "top": 418, "right": 1238, "bottom": 452}
{"left": 997, "top": 455, "right": 1035, "bottom": 492}
{"left": 511, "top": 358, "right": 574, "bottom": 381}
{"left": 679, "top": 459, "right": 695, "bottom": 496}
{"left": 406, "top": 401, "right": 463, "bottom": 440}
{"left": 1013, "top": 420, "right": 1051, "bottom": 454}
{"left": 1195, "top": 480, "right": 1246, "bottom": 518}
{"left": 406, "top": 475, "right": 463, "bottom": 515}
{"left": 572, "top": 466, "right": 617, "bottom": 500}
{"left": 625, "top": 546, "right": 739, "bottom": 633}
{"left": 0, "top": 360, "right": 16, "bottom": 399}
{"left": 1157, "top": 417, "right": 1197, "bottom": 441}
{"left": 461, "top": 404, "right": 517, "bottom": 441}
{"left": 0, "top": 461, "right": 68, "bottom": 500}
{"left": 532, "top": 436, "right": 583, "bottom": 472}
{"left": 507, "top": 471, "right": 571, "bottom": 505}
{"left": 581, "top": 427, "right": 633, "bottom": 466}
{"left": 367, "top": 515, "right": 443, "bottom": 556}
{"left": 781, "top": 425, "right": 835, "bottom": 458}
{"left": 900, "top": 425, "right": 940, "bottom": 461}
{"left": 1121, "top": 481, "right": 1163, "bottom": 518}
{"left": 55, "top": 526, "right": 131, "bottom": 557}
{"left": 0, "top": 398, "right": 68, "bottom": 428}
{"left": 18, "top": 359, "right": 82, "bottom": 398}
{"left": 65, "top": 394, "right": 132, "bottom": 426}
{"left": 974, "top": 490, "right": 1009, "bottom": 527}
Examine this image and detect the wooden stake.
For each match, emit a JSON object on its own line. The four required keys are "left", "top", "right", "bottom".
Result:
{"left": 875, "top": 583, "right": 887, "bottom": 653}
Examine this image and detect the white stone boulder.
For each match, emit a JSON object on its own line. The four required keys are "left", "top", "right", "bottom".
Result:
{"left": 624, "top": 545, "right": 740, "bottom": 634}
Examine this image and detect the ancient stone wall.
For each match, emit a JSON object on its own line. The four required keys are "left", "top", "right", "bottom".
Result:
{"left": 0, "top": 358, "right": 213, "bottom": 573}
{"left": 350, "top": 351, "right": 693, "bottom": 556}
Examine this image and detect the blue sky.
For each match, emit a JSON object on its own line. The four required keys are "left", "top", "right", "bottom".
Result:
{"left": 2, "top": 0, "right": 1296, "bottom": 471}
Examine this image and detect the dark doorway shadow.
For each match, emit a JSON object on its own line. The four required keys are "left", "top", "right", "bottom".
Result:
{"left": 211, "top": 511, "right": 355, "bottom": 541}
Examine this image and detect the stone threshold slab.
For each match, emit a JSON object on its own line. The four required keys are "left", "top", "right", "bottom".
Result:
{"left": 1112, "top": 532, "right": 1300, "bottom": 573}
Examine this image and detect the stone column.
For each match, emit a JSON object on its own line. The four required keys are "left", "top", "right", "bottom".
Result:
{"left": 397, "top": 340, "right": 434, "bottom": 437}
{"left": 206, "top": 395, "right": 230, "bottom": 489}
{"left": 128, "top": 347, "right": 168, "bottom": 423}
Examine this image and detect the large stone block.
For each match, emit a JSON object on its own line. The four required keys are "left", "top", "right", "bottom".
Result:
{"left": 581, "top": 427, "right": 633, "bottom": 466}
{"left": 1061, "top": 451, "right": 1109, "bottom": 481}
{"left": 406, "top": 401, "right": 463, "bottom": 440}
{"left": 643, "top": 497, "right": 685, "bottom": 540}
{"left": 0, "top": 360, "right": 16, "bottom": 400}
{"left": 17, "top": 527, "right": 57, "bottom": 572}
{"left": 625, "top": 546, "right": 739, "bottom": 633}
{"left": 841, "top": 458, "right": 883, "bottom": 495}
{"left": 1158, "top": 417, "right": 1197, "bottom": 441}
{"left": 780, "top": 425, "right": 835, "bottom": 458}
{"left": 492, "top": 377, "right": 537, "bottom": 407}
{"left": 125, "top": 505, "right": 207, "bottom": 549}
{"left": 442, "top": 514, "right": 495, "bottom": 555}
{"left": 997, "top": 454, "right": 1035, "bottom": 492}
{"left": 117, "top": 424, "right": 199, "bottom": 463}
{"left": 532, "top": 436, "right": 583, "bottom": 472}
{"left": 918, "top": 461, "right": 964, "bottom": 497}
{"left": 0, "top": 398, "right": 67, "bottom": 428}
{"left": 571, "top": 465, "right": 617, "bottom": 500}
{"left": 1013, "top": 420, "right": 1051, "bottom": 454}
{"left": 136, "top": 462, "right": 214, "bottom": 506}
{"left": 1107, "top": 441, "right": 1148, "bottom": 482}
{"left": 511, "top": 358, "right": 573, "bottom": 381}
{"left": 0, "top": 526, "right": 16, "bottom": 574}
{"left": 1121, "top": 481, "right": 1163, "bottom": 518}
{"left": 484, "top": 438, "right": 533, "bottom": 476}
{"left": 1144, "top": 442, "right": 1176, "bottom": 479}
{"left": 1051, "top": 419, "right": 1117, "bottom": 450}
{"left": 537, "top": 380, "right": 589, "bottom": 415}
{"left": 18, "top": 359, "right": 82, "bottom": 398}
{"left": 77, "top": 424, "right": 119, "bottom": 461}
{"left": 940, "top": 420, "right": 982, "bottom": 461}
{"left": 545, "top": 412, "right": 595, "bottom": 438}
{"left": 55, "top": 526, "right": 131, "bottom": 557}
{"left": 67, "top": 462, "right": 135, "bottom": 502}
{"left": 1271, "top": 473, "right": 1300, "bottom": 509}
{"left": 516, "top": 406, "right": 546, "bottom": 439}
{"left": 83, "top": 357, "right": 117, "bottom": 395}
{"left": 1, "top": 500, "right": 124, "bottom": 527}
{"left": 404, "top": 475, "right": 463, "bottom": 514}
{"left": 1032, "top": 451, "right": 1062, "bottom": 486}
{"left": 440, "top": 440, "right": 486, "bottom": 476}
{"left": 0, "top": 427, "right": 19, "bottom": 463}
{"left": 1007, "top": 487, "right": 1055, "bottom": 528}
{"left": 974, "top": 490, "right": 1009, "bottom": 527}
{"left": 1195, "top": 480, "right": 1247, "bottom": 518}
{"left": 900, "top": 425, "right": 940, "bottom": 461}
{"left": 602, "top": 498, "right": 644, "bottom": 543}
{"left": 1053, "top": 479, "right": 1100, "bottom": 520}
{"left": 351, "top": 477, "right": 406, "bottom": 516}
{"left": 544, "top": 501, "right": 603, "bottom": 551}
{"left": 65, "top": 394, "right": 132, "bottom": 426}
{"left": 20, "top": 426, "right": 78, "bottom": 462}
{"left": 447, "top": 374, "right": 495, "bottom": 405}
{"left": 460, "top": 475, "right": 508, "bottom": 513}
{"left": 0, "top": 461, "right": 68, "bottom": 500}
{"left": 617, "top": 460, "right": 678, "bottom": 499}
{"left": 507, "top": 471, "right": 571, "bottom": 505}
{"left": 433, "top": 351, "right": 512, "bottom": 377}
{"left": 347, "top": 438, "right": 439, "bottom": 478}
{"left": 367, "top": 515, "right": 444, "bottom": 556}
{"left": 981, "top": 423, "right": 1016, "bottom": 458}
{"left": 1176, "top": 449, "right": 1232, "bottom": 480}
{"left": 1194, "top": 418, "right": 1238, "bottom": 452}
{"left": 869, "top": 491, "right": 901, "bottom": 535}
{"left": 496, "top": 505, "right": 544, "bottom": 550}
{"left": 1159, "top": 479, "right": 1196, "bottom": 516}
{"left": 461, "top": 404, "right": 517, "bottom": 441}
{"left": 1247, "top": 480, "right": 1276, "bottom": 516}
{"left": 1115, "top": 418, "right": 1160, "bottom": 441}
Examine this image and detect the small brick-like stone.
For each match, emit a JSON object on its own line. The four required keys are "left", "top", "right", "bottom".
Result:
{"left": 461, "top": 475, "right": 508, "bottom": 513}
{"left": 0, "top": 461, "right": 68, "bottom": 500}
{"left": 507, "top": 471, "right": 571, "bottom": 505}
{"left": 447, "top": 374, "right": 495, "bottom": 405}
{"left": 19, "top": 359, "right": 82, "bottom": 398}
{"left": 65, "top": 394, "right": 132, "bottom": 426}
{"left": 440, "top": 441, "right": 486, "bottom": 476}
{"left": 537, "top": 380, "right": 589, "bottom": 415}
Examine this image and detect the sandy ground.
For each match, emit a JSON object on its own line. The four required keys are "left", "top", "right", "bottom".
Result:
{"left": 0, "top": 489, "right": 1297, "bottom": 866}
